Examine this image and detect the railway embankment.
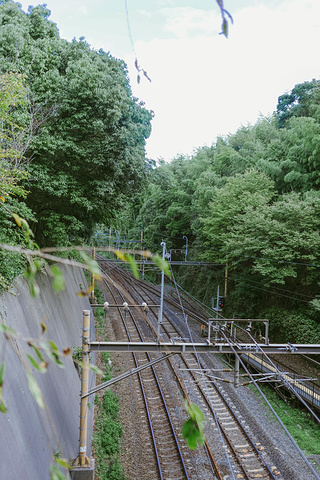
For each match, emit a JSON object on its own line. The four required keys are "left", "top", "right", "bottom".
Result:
{"left": 0, "top": 266, "right": 94, "bottom": 480}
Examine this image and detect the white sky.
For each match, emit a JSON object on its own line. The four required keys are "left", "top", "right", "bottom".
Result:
{"left": 18, "top": 0, "right": 320, "bottom": 161}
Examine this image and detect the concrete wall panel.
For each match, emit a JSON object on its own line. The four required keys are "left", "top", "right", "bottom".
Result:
{"left": 0, "top": 267, "right": 95, "bottom": 480}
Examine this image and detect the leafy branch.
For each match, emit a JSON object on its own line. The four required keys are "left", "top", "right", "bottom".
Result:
{"left": 182, "top": 400, "right": 205, "bottom": 449}
{"left": 216, "top": 0, "right": 233, "bottom": 38}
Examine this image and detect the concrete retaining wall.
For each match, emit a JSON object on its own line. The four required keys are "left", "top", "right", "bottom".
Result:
{"left": 0, "top": 266, "right": 95, "bottom": 480}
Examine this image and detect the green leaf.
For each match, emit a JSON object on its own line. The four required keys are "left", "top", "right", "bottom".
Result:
{"left": 88, "top": 363, "right": 103, "bottom": 376}
{"left": 0, "top": 362, "right": 5, "bottom": 387}
{"left": 222, "top": 18, "right": 228, "bottom": 37}
{"left": 27, "top": 354, "right": 48, "bottom": 373}
{"left": 29, "top": 280, "right": 40, "bottom": 298}
{"left": 182, "top": 401, "right": 205, "bottom": 450}
{"left": 50, "top": 265, "right": 65, "bottom": 293}
{"left": 54, "top": 457, "right": 70, "bottom": 469}
{"left": 80, "top": 252, "right": 101, "bottom": 280}
{"left": 40, "top": 341, "right": 65, "bottom": 368}
{"left": 0, "top": 323, "right": 15, "bottom": 335}
{"left": 152, "top": 254, "right": 171, "bottom": 277}
{"left": 31, "top": 343, "right": 45, "bottom": 362}
{"left": 27, "top": 371, "right": 45, "bottom": 409}
{"left": 12, "top": 213, "right": 22, "bottom": 226}
{"left": 50, "top": 464, "right": 68, "bottom": 480}
{"left": 0, "top": 397, "right": 7, "bottom": 414}
{"left": 185, "top": 402, "right": 204, "bottom": 424}
{"left": 48, "top": 340, "right": 59, "bottom": 354}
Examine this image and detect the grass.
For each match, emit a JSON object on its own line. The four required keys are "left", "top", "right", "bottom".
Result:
{"left": 250, "top": 382, "right": 320, "bottom": 455}
{"left": 91, "top": 281, "right": 127, "bottom": 480}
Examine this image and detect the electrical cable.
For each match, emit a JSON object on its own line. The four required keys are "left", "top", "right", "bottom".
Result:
{"left": 145, "top": 229, "right": 320, "bottom": 268}
{"left": 169, "top": 256, "right": 319, "bottom": 478}
{"left": 208, "top": 267, "right": 316, "bottom": 303}
{"left": 124, "top": 0, "right": 137, "bottom": 57}
{"left": 219, "top": 329, "right": 320, "bottom": 480}
{"left": 233, "top": 323, "right": 320, "bottom": 424}
{"left": 169, "top": 264, "right": 237, "bottom": 480}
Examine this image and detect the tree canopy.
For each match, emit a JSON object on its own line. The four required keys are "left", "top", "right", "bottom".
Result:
{"left": 117, "top": 78, "right": 320, "bottom": 342}
{"left": 0, "top": 1, "right": 153, "bottom": 246}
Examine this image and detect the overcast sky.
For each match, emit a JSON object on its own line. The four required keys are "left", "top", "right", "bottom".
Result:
{"left": 18, "top": 0, "right": 320, "bottom": 161}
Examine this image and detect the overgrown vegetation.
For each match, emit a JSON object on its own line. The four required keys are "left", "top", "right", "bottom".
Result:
{"left": 0, "top": 0, "right": 152, "bottom": 291}
{"left": 117, "top": 78, "right": 320, "bottom": 344}
{"left": 92, "top": 282, "right": 126, "bottom": 480}
{"left": 252, "top": 383, "right": 320, "bottom": 455}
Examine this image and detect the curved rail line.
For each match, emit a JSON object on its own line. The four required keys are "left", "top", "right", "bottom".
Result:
{"left": 98, "top": 257, "right": 282, "bottom": 480}
{"left": 100, "top": 256, "right": 320, "bottom": 414}
{"left": 99, "top": 267, "right": 192, "bottom": 480}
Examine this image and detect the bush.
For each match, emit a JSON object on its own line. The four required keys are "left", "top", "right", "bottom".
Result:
{"left": 262, "top": 306, "right": 320, "bottom": 343}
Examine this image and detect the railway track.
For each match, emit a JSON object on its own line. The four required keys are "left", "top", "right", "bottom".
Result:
{"left": 96, "top": 257, "right": 284, "bottom": 479}
{"left": 107, "top": 258, "right": 320, "bottom": 415}
{"left": 100, "top": 268, "right": 191, "bottom": 480}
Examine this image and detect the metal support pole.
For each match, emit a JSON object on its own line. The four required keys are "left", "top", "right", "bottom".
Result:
{"left": 142, "top": 256, "right": 145, "bottom": 280}
{"left": 76, "top": 310, "right": 91, "bottom": 467}
{"left": 208, "top": 320, "right": 212, "bottom": 343}
{"left": 234, "top": 355, "right": 240, "bottom": 388}
{"left": 183, "top": 235, "right": 188, "bottom": 262}
{"left": 264, "top": 321, "right": 269, "bottom": 345}
{"left": 90, "top": 247, "right": 95, "bottom": 300}
{"left": 157, "top": 241, "right": 166, "bottom": 341}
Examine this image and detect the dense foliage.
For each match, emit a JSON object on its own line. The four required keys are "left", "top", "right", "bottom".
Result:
{"left": 118, "top": 79, "right": 320, "bottom": 343}
{"left": 0, "top": 0, "right": 152, "bottom": 250}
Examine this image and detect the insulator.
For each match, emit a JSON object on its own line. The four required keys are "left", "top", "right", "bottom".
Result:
{"left": 141, "top": 302, "right": 148, "bottom": 311}
{"left": 103, "top": 302, "right": 109, "bottom": 312}
{"left": 123, "top": 302, "right": 129, "bottom": 311}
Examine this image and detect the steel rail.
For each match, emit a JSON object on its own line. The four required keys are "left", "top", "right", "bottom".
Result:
{"left": 101, "top": 274, "right": 163, "bottom": 478}
{"left": 158, "top": 321, "right": 278, "bottom": 480}
{"left": 106, "top": 262, "right": 281, "bottom": 480}
{"left": 100, "top": 266, "right": 190, "bottom": 480}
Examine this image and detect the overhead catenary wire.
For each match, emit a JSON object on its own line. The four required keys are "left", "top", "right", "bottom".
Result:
{"left": 169, "top": 263, "right": 238, "bottom": 480}
{"left": 208, "top": 266, "right": 316, "bottom": 303}
{"left": 144, "top": 230, "right": 320, "bottom": 268}
{"left": 168, "top": 255, "right": 320, "bottom": 479}
{"left": 219, "top": 328, "right": 320, "bottom": 480}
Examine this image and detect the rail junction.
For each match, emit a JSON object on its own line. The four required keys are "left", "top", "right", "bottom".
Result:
{"left": 78, "top": 253, "right": 320, "bottom": 480}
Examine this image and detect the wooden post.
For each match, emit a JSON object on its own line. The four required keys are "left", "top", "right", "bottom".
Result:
{"left": 76, "top": 310, "right": 91, "bottom": 467}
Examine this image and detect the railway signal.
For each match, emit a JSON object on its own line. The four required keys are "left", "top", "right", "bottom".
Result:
{"left": 218, "top": 296, "right": 225, "bottom": 309}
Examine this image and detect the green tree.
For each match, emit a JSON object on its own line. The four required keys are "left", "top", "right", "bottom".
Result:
{"left": 0, "top": 70, "right": 36, "bottom": 289}
{"left": 0, "top": 2, "right": 153, "bottom": 246}
{"left": 276, "top": 79, "right": 320, "bottom": 128}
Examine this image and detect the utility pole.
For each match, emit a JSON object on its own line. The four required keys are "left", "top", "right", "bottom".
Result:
{"left": 89, "top": 247, "right": 97, "bottom": 306}
{"left": 76, "top": 310, "right": 91, "bottom": 467}
{"left": 158, "top": 241, "right": 166, "bottom": 341}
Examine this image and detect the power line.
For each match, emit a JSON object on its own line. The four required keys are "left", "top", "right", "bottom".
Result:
{"left": 212, "top": 268, "right": 314, "bottom": 303}
{"left": 143, "top": 230, "right": 320, "bottom": 268}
